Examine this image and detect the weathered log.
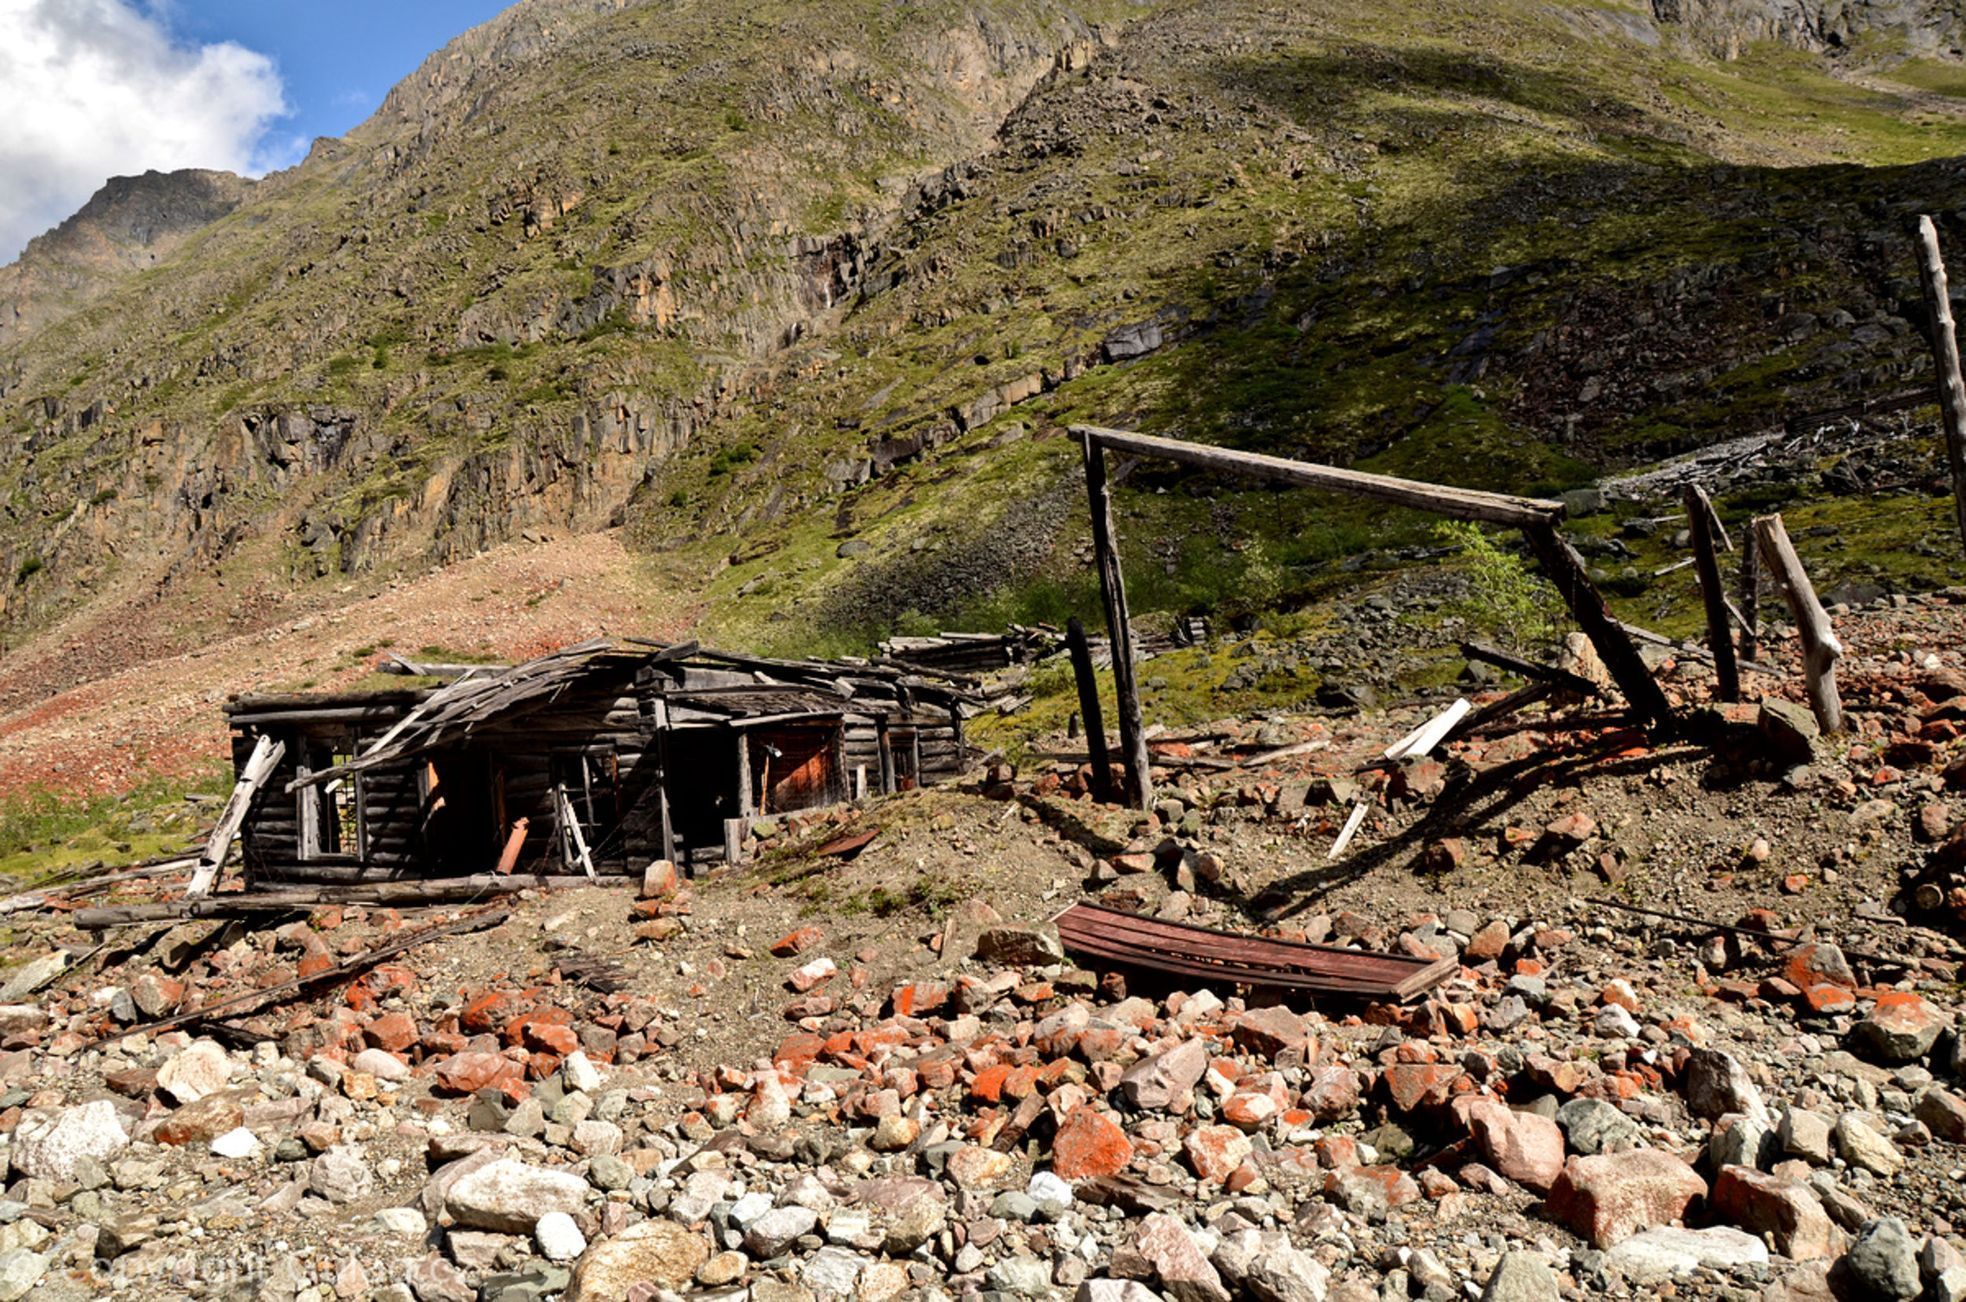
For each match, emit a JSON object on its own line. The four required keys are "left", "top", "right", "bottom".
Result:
{"left": 1065, "top": 616, "right": 1114, "bottom": 803}
{"left": 73, "top": 875, "right": 591, "bottom": 928}
{"left": 1683, "top": 484, "right": 1741, "bottom": 702}
{"left": 1459, "top": 641, "right": 1601, "bottom": 697}
{"left": 1072, "top": 425, "right": 1565, "bottom": 528}
{"left": 1081, "top": 433, "right": 1153, "bottom": 809}
{"left": 188, "top": 736, "right": 285, "bottom": 898}
{"left": 1915, "top": 214, "right": 1966, "bottom": 552}
{"left": 1752, "top": 513, "right": 1845, "bottom": 733}
{"left": 1520, "top": 525, "right": 1676, "bottom": 734}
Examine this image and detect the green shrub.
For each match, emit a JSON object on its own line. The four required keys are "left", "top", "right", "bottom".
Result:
{"left": 1435, "top": 520, "right": 1561, "bottom": 650}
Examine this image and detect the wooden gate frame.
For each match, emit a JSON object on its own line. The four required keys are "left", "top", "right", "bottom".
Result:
{"left": 1071, "top": 424, "right": 1675, "bottom": 809}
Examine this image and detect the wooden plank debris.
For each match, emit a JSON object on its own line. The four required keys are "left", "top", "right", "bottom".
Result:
{"left": 187, "top": 736, "right": 285, "bottom": 898}
{"left": 1055, "top": 901, "right": 1454, "bottom": 1000}
{"left": 1752, "top": 513, "right": 1845, "bottom": 733}
{"left": 1683, "top": 484, "right": 1741, "bottom": 702}
{"left": 1914, "top": 214, "right": 1966, "bottom": 553}
{"left": 85, "top": 908, "right": 509, "bottom": 1046}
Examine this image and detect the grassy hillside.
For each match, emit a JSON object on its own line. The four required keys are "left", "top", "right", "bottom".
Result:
{"left": 2, "top": 0, "right": 1965, "bottom": 669}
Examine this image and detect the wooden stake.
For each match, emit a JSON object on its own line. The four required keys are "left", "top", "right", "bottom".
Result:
{"left": 188, "top": 736, "right": 285, "bottom": 898}
{"left": 1065, "top": 617, "right": 1114, "bottom": 803}
{"left": 1520, "top": 525, "right": 1676, "bottom": 735}
{"left": 1752, "top": 513, "right": 1845, "bottom": 733}
{"left": 1683, "top": 484, "right": 1740, "bottom": 702}
{"left": 1914, "top": 214, "right": 1966, "bottom": 551}
{"left": 1081, "top": 432, "right": 1153, "bottom": 809}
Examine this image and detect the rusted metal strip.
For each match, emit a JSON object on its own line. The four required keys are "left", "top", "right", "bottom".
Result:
{"left": 1055, "top": 902, "right": 1453, "bottom": 1000}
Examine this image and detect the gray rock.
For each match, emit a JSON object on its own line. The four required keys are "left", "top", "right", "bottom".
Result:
{"left": 1779, "top": 1109, "right": 1833, "bottom": 1165}
{"left": 0, "top": 952, "right": 65, "bottom": 1003}
{"left": 800, "top": 1245, "right": 868, "bottom": 1296}
{"left": 1481, "top": 1251, "right": 1560, "bottom": 1301}
{"left": 1832, "top": 1114, "right": 1904, "bottom": 1176}
{"left": 1684, "top": 1049, "right": 1770, "bottom": 1125}
{"left": 975, "top": 925, "right": 1065, "bottom": 966}
{"left": 403, "top": 1253, "right": 475, "bottom": 1302}
{"left": 1120, "top": 1039, "right": 1209, "bottom": 1111}
{"left": 1838, "top": 1217, "right": 1921, "bottom": 1299}
{"left": 745, "top": 1204, "right": 819, "bottom": 1258}
{"left": 986, "top": 1255, "right": 1055, "bottom": 1296}
{"left": 1557, "top": 1099, "right": 1640, "bottom": 1156}
{"left": 309, "top": 1144, "right": 374, "bottom": 1204}
{"left": 1212, "top": 1227, "right": 1329, "bottom": 1302}
{"left": 1076, "top": 1284, "right": 1166, "bottom": 1302}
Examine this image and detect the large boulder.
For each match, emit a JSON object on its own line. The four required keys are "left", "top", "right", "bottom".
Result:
{"left": 565, "top": 1219, "right": 708, "bottom": 1301}
{"left": 10, "top": 1100, "right": 130, "bottom": 1183}
{"left": 1545, "top": 1150, "right": 1707, "bottom": 1248}
{"left": 444, "top": 1157, "right": 589, "bottom": 1233}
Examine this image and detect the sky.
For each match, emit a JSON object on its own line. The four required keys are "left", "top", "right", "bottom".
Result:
{"left": 0, "top": 0, "right": 513, "bottom": 264}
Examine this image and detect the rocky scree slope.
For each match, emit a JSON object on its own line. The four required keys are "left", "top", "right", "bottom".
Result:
{"left": 5, "top": 0, "right": 1966, "bottom": 670}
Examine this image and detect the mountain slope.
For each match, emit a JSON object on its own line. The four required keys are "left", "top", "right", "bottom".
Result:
{"left": 3, "top": 0, "right": 1966, "bottom": 691}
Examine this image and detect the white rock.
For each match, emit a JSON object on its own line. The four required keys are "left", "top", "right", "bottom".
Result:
{"left": 801, "top": 1245, "right": 867, "bottom": 1296}
{"left": 351, "top": 1048, "right": 412, "bottom": 1082}
{"left": 210, "top": 1127, "right": 260, "bottom": 1160}
{"left": 444, "top": 1157, "right": 588, "bottom": 1232}
{"left": 1605, "top": 1226, "right": 1770, "bottom": 1278}
{"left": 309, "top": 1144, "right": 375, "bottom": 1204}
{"left": 1833, "top": 1114, "right": 1905, "bottom": 1176}
{"left": 535, "top": 1210, "right": 587, "bottom": 1261}
{"left": 374, "top": 1207, "right": 428, "bottom": 1237}
{"left": 1028, "top": 1171, "right": 1074, "bottom": 1207}
{"left": 10, "top": 1100, "right": 129, "bottom": 1182}
{"left": 0, "top": 1248, "right": 47, "bottom": 1302}
{"left": 157, "top": 1039, "right": 232, "bottom": 1105}
{"left": 563, "top": 1051, "right": 603, "bottom": 1095}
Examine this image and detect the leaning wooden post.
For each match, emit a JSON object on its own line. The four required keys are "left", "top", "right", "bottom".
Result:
{"left": 1752, "top": 513, "right": 1844, "bottom": 733}
{"left": 1080, "top": 430, "right": 1153, "bottom": 809}
{"left": 1914, "top": 215, "right": 1966, "bottom": 553}
{"left": 1065, "top": 616, "right": 1115, "bottom": 803}
{"left": 1682, "top": 484, "right": 1740, "bottom": 702}
{"left": 1520, "top": 524, "right": 1676, "bottom": 735}
{"left": 188, "top": 734, "right": 285, "bottom": 897}
{"left": 1737, "top": 526, "right": 1760, "bottom": 664}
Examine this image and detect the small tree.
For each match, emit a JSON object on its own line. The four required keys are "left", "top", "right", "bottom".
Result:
{"left": 1435, "top": 520, "right": 1561, "bottom": 651}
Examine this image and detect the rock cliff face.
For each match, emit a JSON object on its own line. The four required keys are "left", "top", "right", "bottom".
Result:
{"left": 1653, "top": 0, "right": 1966, "bottom": 55}
{"left": 0, "top": 169, "right": 253, "bottom": 350}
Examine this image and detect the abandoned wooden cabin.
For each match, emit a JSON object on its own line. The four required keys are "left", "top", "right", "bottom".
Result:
{"left": 221, "top": 640, "right": 973, "bottom": 886}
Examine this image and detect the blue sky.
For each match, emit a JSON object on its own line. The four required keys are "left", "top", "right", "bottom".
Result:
{"left": 158, "top": 1, "right": 514, "bottom": 162}
{"left": 0, "top": 0, "right": 512, "bottom": 263}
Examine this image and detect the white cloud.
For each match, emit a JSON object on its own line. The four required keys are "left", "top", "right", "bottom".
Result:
{"left": 0, "top": 0, "right": 289, "bottom": 263}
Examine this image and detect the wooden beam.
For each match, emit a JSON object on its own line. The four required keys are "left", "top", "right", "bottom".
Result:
{"left": 187, "top": 736, "right": 285, "bottom": 898}
{"left": 1065, "top": 616, "right": 1115, "bottom": 803}
{"left": 1081, "top": 432, "right": 1153, "bottom": 809}
{"left": 557, "top": 787, "right": 597, "bottom": 880}
{"left": 652, "top": 696, "right": 677, "bottom": 865}
{"left": 1071, "top": 424, "right": 1566, "bottom": 528}
{"left": 1459, "top": 641, "right": 1601, "bottom": 697}
{"left": 1914, "top": 214, "right": 1966, "bottom": 553}
{"left": 1752, "top": 513, "right": 1845, "bottom": 733}
{"left": 1683, "top": 484, "right": 1741, "bottom": 702}
{"left": 1520, "top": 525, "right": 1677, "bottom": 734}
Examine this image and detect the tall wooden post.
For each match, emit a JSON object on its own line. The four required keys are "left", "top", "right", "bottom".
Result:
{"left": 1081, "top": 432, "right": 1152, "bottom": 809}
{"left": 1521, "top": 524, "right": 1677, "bottom": 735}
{"left": 1065, "top": 616, "right": 1114, "bottom": 803}
{"left": 1683, "top": 484, "right": 1740, "bottom": 702}
{"left": 1737, "top": 526, "right": 1760, "bottom": 664}
{"left": 1914, "top": 215, "right": 1966, "bottom": 554}
{"left": 1752, "top": 513, "right": 1845, "bottom": 734}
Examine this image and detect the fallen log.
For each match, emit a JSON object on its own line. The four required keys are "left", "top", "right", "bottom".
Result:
{"left": 73, "top": 874, "right": 595, "bottom": 929}
{"left": 84, "top": 908, "right": 510, "bottom": 1048}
